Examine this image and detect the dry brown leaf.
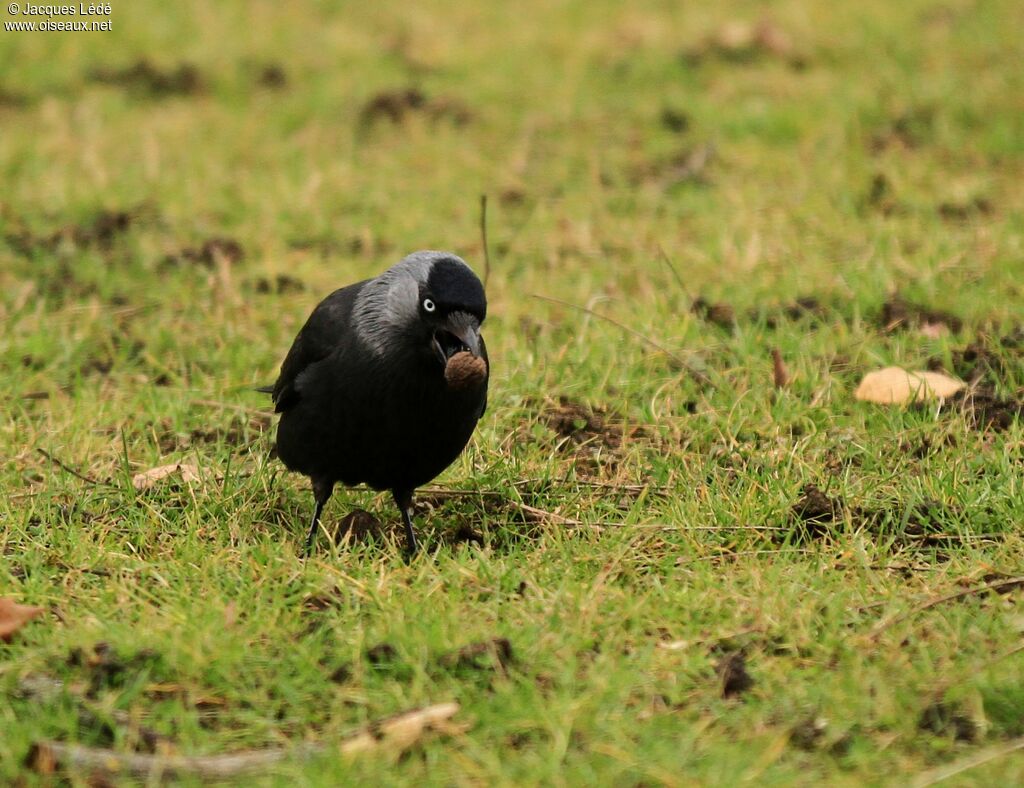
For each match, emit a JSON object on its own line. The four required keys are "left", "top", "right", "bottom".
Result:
{"left": 919, "top": 322, "right": 950, "bottom": 339}
{"left": 340, "top": 702, "right": 461, "bottom": 756}
{"left": 772, "top": 348, "right": 790, "bottom": 389}
{"left": 132, "top": 462, "right": 200, "bottom": 490}
{"left": 0, "top": 598, "right": 45, "bottom": 641}
{"left": 854, "top": 367, "right": 965, "bottom": 404}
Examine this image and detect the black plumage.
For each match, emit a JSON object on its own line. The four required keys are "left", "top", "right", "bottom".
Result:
{"left": 262, "top": 251, "right": 489, "bottom": 554}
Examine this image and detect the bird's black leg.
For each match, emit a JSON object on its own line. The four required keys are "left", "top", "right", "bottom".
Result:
{"left": 392, "top": 489, "right": 419, "bottom": 555}
{"left": 305, "top": 478, "right": 334, "bottom": 556}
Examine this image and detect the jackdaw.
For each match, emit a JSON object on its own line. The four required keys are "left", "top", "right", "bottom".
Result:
{"left": 260, "top": 251, "right": 489, "bottom": 554}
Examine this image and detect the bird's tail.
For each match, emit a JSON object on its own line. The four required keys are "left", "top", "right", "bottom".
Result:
{"left": 254, "top": 385, "right": 274, "bottom": 395}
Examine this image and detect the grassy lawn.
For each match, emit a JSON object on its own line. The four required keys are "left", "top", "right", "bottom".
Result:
{"left": 2, "top": 0, "right": 1024, "bottom": 783}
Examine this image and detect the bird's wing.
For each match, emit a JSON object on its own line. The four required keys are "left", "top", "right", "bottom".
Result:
{"left": 269, "top": 281, "right": 366, "bottom": 413}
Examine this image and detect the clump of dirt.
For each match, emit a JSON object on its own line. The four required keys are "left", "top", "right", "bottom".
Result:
{"left": 758, "top": 296, "right": 833, "bottom": 329}
{"left": 5, "top": 208, "right": 139, "bottom": 256}
{"left": 691, "top": 297, "right": 735, "bottom": 329}
{"left": 67, "top": 642, "right": 164, "bottom": 698}
{"left": 790, "top": 484, "right": 843, "bottom": 540}
{"left": 0, "top": 85, "right": 29, "bottom": 108}
{"left": 359, "top": 87, "right": 472, "bottom": 127}
{"left": 683, "top": 20, "right": 805, "bottom": 69}
{"left": 919, "top": 699, "right": 978, "bottom": 742}
{"left": 249, "top": 274, "right": 306, "bottom": 294}
{"left": 790, "top": 715, "right": 830, "bottom": 751}
{"left": 537, "top": 396, "right": 624, "bottom": 449}
{"left": 869, "top": 106, "right": 935, "bottom": 152}
{"left": 715, "top": 650, "right": 754, "bottom": 698}
{"left": 879, "top": 294, "right": 962, "bottom": 334}
{"left": 365, "top": 643, "right": 397, "bottom": 664}
{"left": 899, "top": 433, "right": 958, "bottom": 459}
{"left": 941, "top": 334, "right": 1020, "bottom": 385}
{"left": 89, "top": 59, "right": 204, "bottom": 97}
{"left": 302, "top": 586, "right": 345, "bottom": 613}
{"left": 255, "top": 63, "right": 288, "bottom": 89}
{"left": 160, "top": 237, "right": 244, "bottom": 270}
{"left": 660, "top": 107, "right": 690, "bottom": 133}
{"left": 79, "top": 356, "right": 114, "bottom": 377}
{"left": 448, "top": 522, "right": 485, "bottom": 546}
{"left": 863, "top": 172, "right": 901, "bottom": 215}
{"left": 438, "top": 638, "right": 513, "bottom": 672}
{"left": 901, "top": 499, "right": 961, "bottom": 537}
{"left": 948, "top": 387, "right": 1023, "bottom": 432}
{"left": 938, "top": 196, "right": 992, "bottom": 222}
{"left": 333, "top": 509, "right": 383, "bottom": 544}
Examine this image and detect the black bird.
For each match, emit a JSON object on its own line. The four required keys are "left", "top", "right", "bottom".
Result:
{"left": 261, "top": 251, "right": 489, "bottom": 554}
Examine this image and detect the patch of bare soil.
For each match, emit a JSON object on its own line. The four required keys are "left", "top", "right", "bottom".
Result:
{"left": 5, "top": 208, "right": 141, "bottom": 256}
{"left": 333, "top": 509, "right": 384, "bottom": 544}
{"left": 879, "top": 294, "right": 962, "bottom": 334}
{"left": 89, "top": 59, "right": 204, "bottom": 97}
{"left": 862, "top": 172, "right": 902, "bottom": 216}
{"left": 938, "top": 331, "right": 1022, "bottom": 384}
{"left": 248, "top": 274, "right": 306, "bottom": 294}
{"left": 438, "top": 638, "right": 513, "bottom": 673}
{"left": 715, "top": 650, "right": 754, "bottom": 698}
{"left": 948, "top": 387, "right": 1023, "bottom": 432}
{"left": 160, "top": 237, "right": 244, "bottom": 270}
{"left": 254, "top": 63, "right": 288, "bottom": 89}
{"left": 937, "top": 196, "right": 992, "bottom": 222}
{"left": 786, "top": 486, "right": 985, "bottom": 554}
{"left": 691, "top": 297, "right": 735, "bottom": 329}
{"left": 541, "top": 396, "right": 622, "bottom": 447}
{"left": 0, "top": 85, "right": 30, "bottom": 108}
{"left": 359, "top": 87, "right": 472, "bottom": 127}
{"left": 790, "top": 484, "right": 842, "bottom": 541}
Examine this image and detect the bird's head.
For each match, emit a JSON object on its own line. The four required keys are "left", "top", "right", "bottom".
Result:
{"left": 354, "top": 251, "right": 487, "bottom": 378}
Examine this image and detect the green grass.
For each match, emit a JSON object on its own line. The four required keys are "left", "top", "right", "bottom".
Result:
{"left": 2, "top": 0, "right": 1024, "bottom": 784}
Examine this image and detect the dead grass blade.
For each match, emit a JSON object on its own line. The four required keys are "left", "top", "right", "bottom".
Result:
{"left": 132, "top": 462, "right": 201, "bottom": 491}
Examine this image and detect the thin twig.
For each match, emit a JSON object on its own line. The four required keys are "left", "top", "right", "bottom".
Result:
{"left": 479, "top": 194, "right": 492, "bottom": 290}
{"left": 658, "top": 245, "right": 696, "bottom": 303}
{"left": 532, "top": 293, "right": 715, "bottom": 388}
{"left": 910, "top": 735, "right": 1024, "bottom": 787}
{"left": 36, "top": 448, "right": 105, "bottom": 487}
{"left": 870, "top": 576, "right": 1024, "bottom": 639}
{"left": 29, "top": 702, "right": 460, "bottom": 780}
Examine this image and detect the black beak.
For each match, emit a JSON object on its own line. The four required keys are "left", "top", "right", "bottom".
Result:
{"left": 432, "top": 312, "right": 481, "bottom": 366}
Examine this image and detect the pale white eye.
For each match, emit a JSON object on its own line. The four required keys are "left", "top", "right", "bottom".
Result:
{"left": 423, "top": 298, "right": 436, "bottom": 313}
